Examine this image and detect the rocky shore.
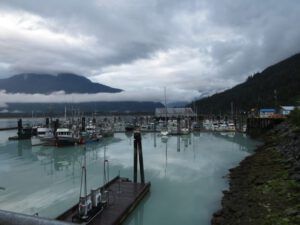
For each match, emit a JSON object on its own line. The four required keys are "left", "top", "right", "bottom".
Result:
{"left": 212, "top": 121, "right": 300, "bottom": 225}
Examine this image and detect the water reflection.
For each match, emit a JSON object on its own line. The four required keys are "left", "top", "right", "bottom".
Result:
{"left": 177, "top": 136, "right": 180, "bottom": 152}
{"left": 211, "top": 132, "right": 259, "bottom": 153}
{"left": 1, "top": 132, "right": 257, "bottom": 183}
{"left": 0, "top": 131, "right": 259, "bottom": 224}
{"left": 127, "top": 194, "right": 149, "bottom": 225}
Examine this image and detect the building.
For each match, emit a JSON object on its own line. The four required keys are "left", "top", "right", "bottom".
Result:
{"left": 155, "top": 107, "right": 196, "bottom": 119}
{"left": 280, "top": 106, "right": 295, "bottom": 115}
{"left": 259, "top": 108, "right": 275, "bottom": 118}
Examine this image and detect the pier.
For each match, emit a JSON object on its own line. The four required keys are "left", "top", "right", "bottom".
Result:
{"left": 56, "top": 131, "right": 150, "bottom": 225}
{"left": 56, "top": 176, "right": 150, "bottom": 225}
{"left": 246, "top": 117, "right": 284, "bottom": 136}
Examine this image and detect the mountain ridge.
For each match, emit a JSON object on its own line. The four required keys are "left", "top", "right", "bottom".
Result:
{"left": 0, "top": 73, "right": 122, "bottom": 94}
{"left": 194, "top": 53, "right": 300, "bottom": 114}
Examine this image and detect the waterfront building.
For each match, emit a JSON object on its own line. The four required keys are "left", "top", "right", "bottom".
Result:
{"left": 259, "top": 108, "right": 276, "bottom": 118}
{"left": 155, "top": 107, "right": 196, "bottom": 119}
{"left": 280, "top": 106, "right": 295, "bottom": 116}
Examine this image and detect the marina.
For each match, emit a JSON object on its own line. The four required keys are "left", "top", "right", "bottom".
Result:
{"left": 0, "top": 1, "right": 299, "bottom": 224}
{"left": 0, "top": 120, "right": 260, "bottom": 225}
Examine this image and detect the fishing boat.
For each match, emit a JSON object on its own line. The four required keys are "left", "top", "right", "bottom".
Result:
{"left": 125, "top": 123, "right": 135, "bottom": 132}
{"left": 160, "top": 87, "right": 169, "bottom": 136}
{"left": 85, "top": 122, "right": 102, "bottom": 142}
{"left": 55, "top": 128, "right": 76, "bottom": 146}
{"left": 101, "top": 124, "right": 114, "bottom": 137}
{"left": 227, "top": 122, "right": 236, "bottom": 131}
{"left": 160, "top": 129, "right": 169, "bottom": 136}
{"left": 31, "top": 127, "right": 54, "bottom": 146}
{"left": 181, "top": 127, "right": 190, "bottom": 135}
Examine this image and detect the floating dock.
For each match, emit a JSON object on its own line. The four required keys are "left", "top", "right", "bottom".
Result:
{"left": 56, "top": 176, "right": 150, "bottom": 225}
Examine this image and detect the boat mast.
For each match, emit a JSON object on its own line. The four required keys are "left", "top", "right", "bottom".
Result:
{"left": 164, "top": 87, "right": 167, "bottom": 126}
{"left": 64, "top": 106, "right": 67, "bottom": 121}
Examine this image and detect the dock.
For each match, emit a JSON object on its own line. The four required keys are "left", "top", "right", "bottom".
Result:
{"left": 56, "top": 176, "right": 150, "bottom": 225}
{"left": 0, "top": 127, "right": 17, "bottom": 131}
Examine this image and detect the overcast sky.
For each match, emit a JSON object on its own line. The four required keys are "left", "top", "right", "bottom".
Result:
{"left": 0, "top": 0, "right": 300, "bottom": 104}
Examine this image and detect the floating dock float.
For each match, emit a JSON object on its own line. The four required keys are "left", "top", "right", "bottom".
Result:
{"left": 56, "top": 176, "right": 150, "bottom": 225}
{"left": 56, "top": 131, "right": 150, "bottom": 225}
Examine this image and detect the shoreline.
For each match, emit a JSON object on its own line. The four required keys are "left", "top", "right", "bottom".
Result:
{"left": 211, "top": 122, "right": 300, "bottom": 225}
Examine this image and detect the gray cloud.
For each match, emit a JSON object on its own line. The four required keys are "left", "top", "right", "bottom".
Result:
{"left": 0, "top": 0, "right": 300, "bottom": 102}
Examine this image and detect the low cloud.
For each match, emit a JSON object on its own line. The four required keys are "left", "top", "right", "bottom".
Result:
{"left": 0, "top": 0, "right": 300, "bottom": 102}
{"left": 0, "top": 89, "right": 199, "bottom": 107}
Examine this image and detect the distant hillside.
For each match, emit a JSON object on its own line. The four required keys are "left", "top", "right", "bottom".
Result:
{"left": 194, "top": 53, "right": 300, "bottom": 114}
{"left": 2, "top": 101, "right": 164, "bottom": 114}
{"left": 0, "top": 73, "right": 122, "bottom": 94}
{"left": 167, "top": 101, "right": 189, "bottom": 108}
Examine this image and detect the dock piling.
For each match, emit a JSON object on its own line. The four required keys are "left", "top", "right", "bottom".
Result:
{"left": 133, "top": 131, "right": 145, "bottom": 184}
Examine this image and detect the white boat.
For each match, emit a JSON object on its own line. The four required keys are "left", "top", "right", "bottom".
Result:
{"left": 85, "top": 122, "right": 102, "bottom": 142}
{"left": 31, "top": 127, "right": 54, "bottom": 146}
{"left": 55, "top": 128, "right": 76, "bottom": 146}
{"left": 181, "top": 127, "right": 190, "bottom": 135}
{"left": 227, "top": 123, "right": 236, "bottom": 132}
{"left": 242, "top": 124, "right": 247, "bottom": 133}
{"left": 160, "top": 128, "right": 169, "bottom": 136}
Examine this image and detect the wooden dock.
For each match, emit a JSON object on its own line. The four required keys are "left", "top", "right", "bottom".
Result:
{"left": 0, "top": 127, "right": 17, "bottom": 131}
{"left": 56, "top": 176, "right": 150, "bottom": 225}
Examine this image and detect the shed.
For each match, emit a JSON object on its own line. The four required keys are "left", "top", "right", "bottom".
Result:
{"left": 259, "top": 108, "right": 275, "bottom": 118}
{"left": 280, "top": 106, "right": 295, "bottom": 115}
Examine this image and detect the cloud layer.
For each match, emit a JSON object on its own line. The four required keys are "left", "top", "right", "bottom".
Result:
{"left": 0, "top": 0, "right": 300, "bottom": 104}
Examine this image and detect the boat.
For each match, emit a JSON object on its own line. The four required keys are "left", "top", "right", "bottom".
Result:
{"left": 125, "top": 123, "right": 135, "bottom": 132}
{"left": 31, "top": 127, "right": 54, "bottom": 146}
{"left": 99, "top": 122, "right": 114, "bottom": 138}
{"left": 55, "top": 128, "right": 76, "bottom": 146}
{"left": 181, "top": 127, "right": 190, "bottom": 135}
{"left": 101, "top": 127, "right": 114, "bottom": 137}
{"left": 227, "top": 122, "right": 236, "bottom": 132}
{"left": 160, "top": 129, "right": 169, "bottom": 136}
{"left": 192, "top": 122, "right": 201, "bottom": 132}
{"left": 160, "top": 87, "right": 169, "bottom": 136}
{"left": 242, "top": 124, "right": 247, "bottom": 133}
{"left": 84, "top": 122, "right": 102, "bottom": 142}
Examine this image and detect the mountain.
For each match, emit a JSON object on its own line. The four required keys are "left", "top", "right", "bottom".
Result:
{"left": 2, "top": 101, "right": 164, "bottom": 114}
{"left": 194, "top": 53, "right": 300, "bottom": 114}
{"left": 0, "top": 73, "right": 122, "bottom": 94}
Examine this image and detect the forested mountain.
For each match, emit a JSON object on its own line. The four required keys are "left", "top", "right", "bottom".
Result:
{"left": 0, "top": 73, "right": 122, "bottom": 94}
{"left": 194, "top": 53, "right": 300, "bottom": 114}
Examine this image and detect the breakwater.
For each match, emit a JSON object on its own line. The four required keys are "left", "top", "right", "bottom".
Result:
{"left": 212, "top": 122, "right": 300, "bottom": 225}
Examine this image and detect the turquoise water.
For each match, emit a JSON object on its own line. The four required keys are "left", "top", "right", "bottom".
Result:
{"left": 0, "top": 131, "right": 259, "bottom": 225}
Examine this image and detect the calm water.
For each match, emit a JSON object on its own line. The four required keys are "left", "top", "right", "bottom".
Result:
{"left": 0, "top": 130, "right": 259, "bottom": 225}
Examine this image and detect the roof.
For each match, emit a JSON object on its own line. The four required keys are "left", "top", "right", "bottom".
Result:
{"left": 260, "top": 108, "right": 275, "bottom": 113}
{"left": 56, "top": 128, "right": 70, "bottom": 132}
{"left": 280, "top": 106, "right": 295, "bottom": 111}
{"left": 155, "top": 107, "right": 196, "bottom": 117}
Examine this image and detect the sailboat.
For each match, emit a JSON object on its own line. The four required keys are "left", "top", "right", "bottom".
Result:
{"left": 160, "top": 87, "right": 169, "bottom": 136}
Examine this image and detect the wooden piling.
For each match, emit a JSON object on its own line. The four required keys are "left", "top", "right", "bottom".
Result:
{"left": 133, "top": 131, "right": 145, "bottom": 184}
{"left": 133, "top": 136, "right": 138, "bottom": 183}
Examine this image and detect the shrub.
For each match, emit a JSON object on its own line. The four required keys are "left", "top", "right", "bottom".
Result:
{"left": 288, "top": 108, "right": 300, "bottom": 127}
